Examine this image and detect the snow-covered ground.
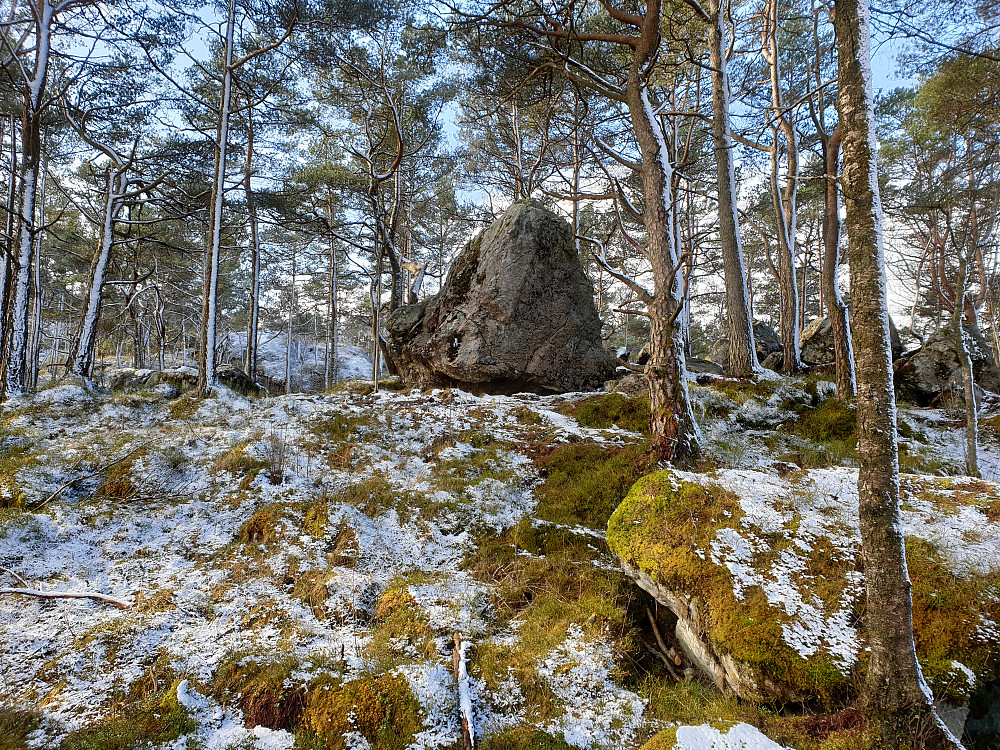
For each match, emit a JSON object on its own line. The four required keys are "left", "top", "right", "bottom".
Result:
{"left": 221, "top": 331, "right": 378, "bottom": 391}
{"left": 2, "top": 374, "right": 996, "bottom": 749}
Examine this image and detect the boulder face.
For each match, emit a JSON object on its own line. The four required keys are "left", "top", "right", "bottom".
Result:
{"left": 708, "top": 321, "right": 782, "bottom": 370}
{"left": 894, "top": 326, "right": 1000, "bottom": 405}
{"left": 800, "top": 314, "right": 904, "bottom": 366}
{"left": 385, "top": 202, "right": 616, "bottom": 393}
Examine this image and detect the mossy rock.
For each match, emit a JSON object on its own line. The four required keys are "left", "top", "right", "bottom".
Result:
{"left": 212, "top": 652, "right": 304, "bottom": 731}
{"left": 302, "top": 672, "right": 423, "bottom": 750}
{"left": 570, "top": 393, "right": 651, "bottom": 434}
{"left": 607, "top": 468, "right": 1000, "bottom": 706}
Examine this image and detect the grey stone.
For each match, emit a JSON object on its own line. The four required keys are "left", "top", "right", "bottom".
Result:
{"left": 894, "top": 326, "right": 1000, "bottom": 406}
{"left": 385, "top": 202, "right": 616, "bottom": 393}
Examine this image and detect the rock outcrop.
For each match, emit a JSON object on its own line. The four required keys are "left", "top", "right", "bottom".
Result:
{"left": 800, "top": 314, "right": 904, "bottom": 366}
{"left": 385, "top": 202, "right": 616, "bottom": 393}
{"left": 708, "top": 321, "right": 782, "bottom": 371}
{"left": 607, "top": 467, "right": 1000, "bottom": 707}
{"left": 894, "top": 326, "right": 1000, "bottom": 405}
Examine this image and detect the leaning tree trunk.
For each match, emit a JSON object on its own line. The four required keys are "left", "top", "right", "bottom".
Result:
{"left": 835, "top": 1, "right": 963, "bottom": 747}
{"left": 822, "top": 127, "right": 856, "bottom": 397}
{"left": 69, "top": 169, "right": 123, "bottom": 377}
{"left": 626, "top": 35, "right": 699, "bottom": 463}
{"left": 707, "top": 0, "right": 758, "bottom": 377}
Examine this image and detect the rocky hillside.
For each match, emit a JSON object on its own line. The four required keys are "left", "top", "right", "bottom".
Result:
{"left": 0, "top": 372, "right": 998, "bottom": 750}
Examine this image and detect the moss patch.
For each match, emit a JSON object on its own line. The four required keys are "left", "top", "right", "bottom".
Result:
{"left": 301, "top": 672, "right": 423, "bottom": 750}
{"left": 0, "top": 707, "right": 39, "bottom": 750}
{"left": 562, "top": 393, "right": 650, "bottom": 434}
{"left": 480, "top": 728, "right": 574, "bottom": 749}
{"left": 608, "top": 469, "right": 1000, "bottom": 707}
{"left": 58, "top": 676, "right": 196, "bottom": 750}
{"left": 534, "top": 442, "right": 647, "bottom": 529}
{"left": 212, "top": 652, "right": 304, "bottom": 730}
{"left": 608, "top": 470, "right": 850, "bottom": 704}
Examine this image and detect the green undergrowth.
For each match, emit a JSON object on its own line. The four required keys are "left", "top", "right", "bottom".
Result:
{"left": 607, "top": 471, "right": 851, "bottom": 704}
{"left": 480, "top": 728, "right": 574, "bottom": 749}
{"left": 608, "top": 469, "right": 1000, "bottom": 708}
{"left": 212, "top": 651, "right": 304, "bottom": 731}
{"left": 0, "top": 707, "right": 39, "bottom": 750}
{"left": 430, "top": 431, "right": 518, "bottom": 496}
{"left": 299, "top": 672, "right": 423, "bottom": 750}
{"left": 559, "top": 393, "right": 650, "bottom": 434}
{"left": 534, "top": 441, "right": 648, "bottom": 528}
{"left": 58, "top": 670, "right": 196, "bottom": 750}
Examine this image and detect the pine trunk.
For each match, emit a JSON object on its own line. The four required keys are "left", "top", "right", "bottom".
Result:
{"left": 707, "top": 0, "right": 757, "bottom": 377}
{"left": 835, "top": 1, "right": 962, "bottom": 747}
{"left": 822, "top": 127, "right": 856, "bottom": 397}
{"left": 626, "top": 18, "right": 699, "bottom": 463}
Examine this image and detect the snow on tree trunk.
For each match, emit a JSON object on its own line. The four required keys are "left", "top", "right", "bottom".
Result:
{"left": 952, "top": 258, "right": 979, "bottom": 478}
{"left": 199, "top": 0, "right": 236, "bottom": 396}
{"left": 243, "top": 111, "right": 260, "bottom": 380}
{"left": 707, "top": 0, "right": 758, "bottom": 378}
{"left": 5, "top": 0, "right": 52, "bottom": 396}
{"left": 626, "top": 25, "right": 699, "bottom": 463}
{"left": 835, "top": 1, "right": 962, "bottom": 747}
{"left": 70, "top": 170, "right": 123, "bottom": 378}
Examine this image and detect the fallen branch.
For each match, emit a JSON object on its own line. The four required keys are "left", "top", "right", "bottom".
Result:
{"left": 0, "top": 587, "right": 132, "bottom": 609}
{"left": 647, "top": 607, "right": 683, "bottom": 682}
{"left": 33, "top": 442, "right": 151, "bottom": 511}
{"left": 452, "top": 632, "right": 476, "bottom": 750}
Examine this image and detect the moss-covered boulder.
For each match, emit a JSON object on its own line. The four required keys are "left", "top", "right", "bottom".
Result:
{"left": 607, "top": 467, "right": 1000, "bottom": 706}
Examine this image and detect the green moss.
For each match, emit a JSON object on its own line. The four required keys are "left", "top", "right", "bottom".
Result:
{"left": 59, "top": 677, "right": 197, "bottom": 750}
{"left": 364, "top": 585, "right": 437, "bottom": 669}
{"left": 302, "top": 672, "right": 423, "bottom": 750}
{"left": 906, "top": 536, "right": 1000, "bottom": 703}
{"left": 607, "top": 470, "right": 850, "bottom": 704}
{"left": 514, "top": 405, "right": 545, "bottom": 426}
{"left": 480, "top": 728, "right": 574, "bottom": 749}
{"left": 212, "top": 652, "right": 303, "bottom": 730}
{"left": 430, "top": 436, "right": 516, "bottom": 498}
{"left": 640, "top": 728, "right": 679, "bottom": 749}
{"left": 0, "top": 707, "right": 39, "bottom": 750}
{"left": 0, "top": 431, "right": 37, "bottom": 508}
{"left": 534, "top": 442, "right": 647, "bottom": 529}
{"left": 709, "top": 377, "right": 780, "bottom": 405}
{"left": 565, "top": 393, "right": 651, "bottom": 434}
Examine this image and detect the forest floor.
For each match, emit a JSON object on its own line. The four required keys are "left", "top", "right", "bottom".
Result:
{"left": 0, "top": 371, "right": 998, "bottom": 750}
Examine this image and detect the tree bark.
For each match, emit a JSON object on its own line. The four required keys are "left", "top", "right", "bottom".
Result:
{"left": 627, "top": 8, "right": 699, "bottom": 463}
{"left": 68, "top": 169, "right": 125, "bottom": 377}
{"left": 707, "top": 0, "right": 758, "bottom": 377}
{"left": 952, "top": 268, "right": 979, "bottom": 478}
{"left": 822, "top": 127, "right": 856, "bottom": 397}
{"left": 835, "top": 1, "right": 963, "bottom": 747}
{"left": 243, "top": 110, "right": 261, "bottom": 380}
{"left": 198, "top": 0, "right": 236, "bottom": 396}
{"left": 4, "top": 0, "right": 53, "bottom": 397}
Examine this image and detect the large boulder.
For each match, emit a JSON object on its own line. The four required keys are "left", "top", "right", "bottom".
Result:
{"left": 894, "top": 326, "right": 1000, "bottom": 406}
{"left": 709, "top": 321, "right": 782, "bottom": 371}
{"left": 800, "top": 314, "right": 904, "bottom": 366}
{"left": 384, "top": 202, "right": 616, "bottom": 393}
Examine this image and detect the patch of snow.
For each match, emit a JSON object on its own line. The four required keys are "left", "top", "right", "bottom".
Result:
{"left": 673, "top": 722, "right": 791, "bottom": 749}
